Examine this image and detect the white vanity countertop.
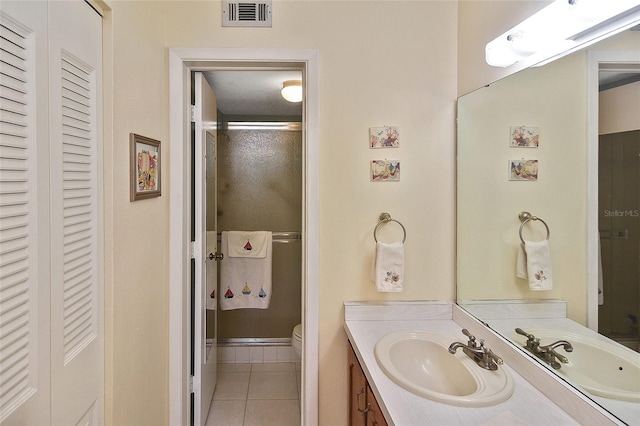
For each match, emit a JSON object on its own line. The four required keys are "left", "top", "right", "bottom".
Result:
{"left": 344, "top": 301, "right": 579, "bottom": 426}
{"left": 485, "top": 316, "right": 640, "bottom": 425}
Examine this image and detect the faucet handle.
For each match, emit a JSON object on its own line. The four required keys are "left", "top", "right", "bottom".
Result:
{"left": 515, "top": 328, "right": 535, "bottom": 341}
{"left": 462, "top": 328, "right": 476, "bottom": 341}
{"left": 462, "top": 328, "right": 484, "bottom": 348}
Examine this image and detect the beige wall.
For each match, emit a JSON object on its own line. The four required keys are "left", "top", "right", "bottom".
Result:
{"left": 104, "top": 2, "right": 169, "bottom": 425}
{"left": 457, "top": 52, "right": 589, "bottom": 323}
{"left": 105, "top": 1, "right": 457, "bottom": 424}
{"left": 600, "top": 81, "right": 640, "bottom": 135}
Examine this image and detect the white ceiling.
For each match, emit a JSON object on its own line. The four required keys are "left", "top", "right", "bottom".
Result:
{"left": 203, "top": 70, "right": 303, "bottom": 118}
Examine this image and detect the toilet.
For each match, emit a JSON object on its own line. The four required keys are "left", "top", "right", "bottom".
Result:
{"left": 292, "top": 323, "right": 302, "bottom": 359}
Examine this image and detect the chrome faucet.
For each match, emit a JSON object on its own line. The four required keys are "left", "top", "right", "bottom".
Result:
{"left": 515, "top": 328, "right": 573, "bottom": 370}
{"left": 448, "top": 329, "right": 504, "bottom": 371}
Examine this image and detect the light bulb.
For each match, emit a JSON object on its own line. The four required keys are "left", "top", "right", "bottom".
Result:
{"left": 281, "top": 80, "right": 302, "bottom": 102}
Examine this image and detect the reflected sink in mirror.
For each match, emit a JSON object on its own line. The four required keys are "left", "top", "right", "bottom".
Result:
{"left": 513, "top": 329, "right": 640, "bottom": 402}
{"left": 374, "top": 330, "right": 514, "bottom": 407}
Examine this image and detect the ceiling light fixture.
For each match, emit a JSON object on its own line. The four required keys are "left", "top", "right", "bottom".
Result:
{"left": 281, "top": 80, "right": 303, "bottom": 102}
{"left": 486, "top": 0, "right": 640, "bottom": 68}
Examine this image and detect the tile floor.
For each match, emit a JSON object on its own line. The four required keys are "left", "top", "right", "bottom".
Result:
{"left": 205, "top": 362, "right": 301, "bottom": 426}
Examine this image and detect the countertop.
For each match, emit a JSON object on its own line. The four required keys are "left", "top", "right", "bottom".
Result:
{"left": 344, "top": 301, "right": 580, "bottom": 426}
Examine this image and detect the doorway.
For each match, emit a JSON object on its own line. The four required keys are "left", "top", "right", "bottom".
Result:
{"left": 201, "top": 70, "right": 303, "bottom": 424}
{"left": 168, "top": 48, "right": 319, "bottom": 426}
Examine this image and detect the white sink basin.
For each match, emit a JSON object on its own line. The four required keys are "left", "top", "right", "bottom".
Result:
{"left": 374, "top": 330, "right": 514, "bottom": 407}
{"left": 512, "top": 329, "right": 640, "bottom": 402}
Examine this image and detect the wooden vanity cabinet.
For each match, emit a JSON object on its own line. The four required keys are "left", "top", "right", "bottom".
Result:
{"left": 348, "top": 342, "right": 388, "bottom": 426}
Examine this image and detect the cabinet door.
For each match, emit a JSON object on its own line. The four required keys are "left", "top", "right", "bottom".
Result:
{"left": 348, "top": 343, "right": 368, "bottom": 426}
{"left": 366, "top": 384, "right": 388, "bottom": 426}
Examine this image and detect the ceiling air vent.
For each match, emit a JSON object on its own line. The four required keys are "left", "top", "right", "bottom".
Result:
{"left": 223, "top": 1, "right": 272, "bottom": 27}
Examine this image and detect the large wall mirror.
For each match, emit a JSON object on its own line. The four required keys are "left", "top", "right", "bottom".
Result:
{"left": 457, "top": 28, "right": 640, "bottom": 424}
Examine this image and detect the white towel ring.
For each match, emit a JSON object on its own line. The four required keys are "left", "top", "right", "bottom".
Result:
{"left": 519, "top": 212, "right": 550, "bottom": 244}
{"left": 374, "top": 212, "right": 407, "bottom": 243}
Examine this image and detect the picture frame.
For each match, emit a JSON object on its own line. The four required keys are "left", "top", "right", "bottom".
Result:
{"left": 370, "top": 126, "right": 400, "bottom": 148}
{"left": 509, "top": 159, "right": 538, "bottom": 181}
{"left": 510, "top": 125, "right": 540, "bottom": 148}
{"left": 130, "top": 133, "right": 161, "bottom": 201}
{"left": 371, "top": 159, "right": 401, "bottom": 182}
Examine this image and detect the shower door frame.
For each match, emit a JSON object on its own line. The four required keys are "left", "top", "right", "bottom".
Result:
{"left": 168, "top": 48, "right": 320, "bottom": 425}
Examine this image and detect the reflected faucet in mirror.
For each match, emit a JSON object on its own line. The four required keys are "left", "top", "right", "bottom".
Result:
{"left": 516, "top": 328, "right": 573, "bottom": 370}
{"left": 448, "top": 329, "right": 504, "bottom": 371}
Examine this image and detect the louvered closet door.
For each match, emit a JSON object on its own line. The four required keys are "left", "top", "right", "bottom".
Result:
{"left": 0, "top": 1, "right": 102, "bottom": 424}
{"left": 48, "top": 1, "right": 103, "bottom": 424}
{"left": 0, "top": 2, "right": 51, "bottom": 424}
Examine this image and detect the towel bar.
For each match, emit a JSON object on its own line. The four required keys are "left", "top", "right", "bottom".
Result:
{"left": 518, "top": 211, "right": 550, "bottom": 244}
{"left": 216, "top": 231, "right": 301, "bottom": 244}
{"left": 374, "top": 212, "right": 407, "bottom": 243}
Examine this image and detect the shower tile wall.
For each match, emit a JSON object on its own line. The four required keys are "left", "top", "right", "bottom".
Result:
{"left": 218, "top": 345, "right": 298, "bottom": 364}
{"left": 214, "top": 129, "right": 302, "bottom": 339}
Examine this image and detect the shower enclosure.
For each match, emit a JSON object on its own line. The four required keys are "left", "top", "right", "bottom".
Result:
{"left": 598, "top": 129, "right": 640, "bottom": 349}
{"left": 207, "top": 126, "right": 302, "bottom": 345}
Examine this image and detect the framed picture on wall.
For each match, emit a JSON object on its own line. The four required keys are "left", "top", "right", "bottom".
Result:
{"left": 130, "top": 133, "right": 161, "bottom": 201}
{"left": 510, "top": 125, "right": 540, "bottom": 147}
{"left": 371, "top": 159, "right": 401, "bottom": 182}
{"left": 509, "top": 159, "right": 538, "bottom": 181}
{"left": 370, "top": 126, "right": 400, "bottom": 148}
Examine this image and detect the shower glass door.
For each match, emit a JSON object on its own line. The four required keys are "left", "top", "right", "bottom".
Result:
{"left": 598, "top": 130, "right": 640, "bottom": 347}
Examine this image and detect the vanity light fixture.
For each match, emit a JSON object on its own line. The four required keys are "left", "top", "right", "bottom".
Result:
{"left": 281, "top": 80, "right": 303, "bottom": 102}
{"left": 486, "top": 0, "right": 640, "bottom": 68}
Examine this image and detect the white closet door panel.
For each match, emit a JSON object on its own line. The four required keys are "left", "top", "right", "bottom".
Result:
{"left": 48, "top": 1, "right": 103, "bottom": 425}
{"left": 0, "top": 2, "right": 50, "bottom": 425}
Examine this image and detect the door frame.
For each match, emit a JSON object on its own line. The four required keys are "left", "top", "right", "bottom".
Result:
{"left": 586, "top": 49, "right": 640, "bottom": 331}
{"left": 168, "top": 48, "right": 320, "bottom": 425}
